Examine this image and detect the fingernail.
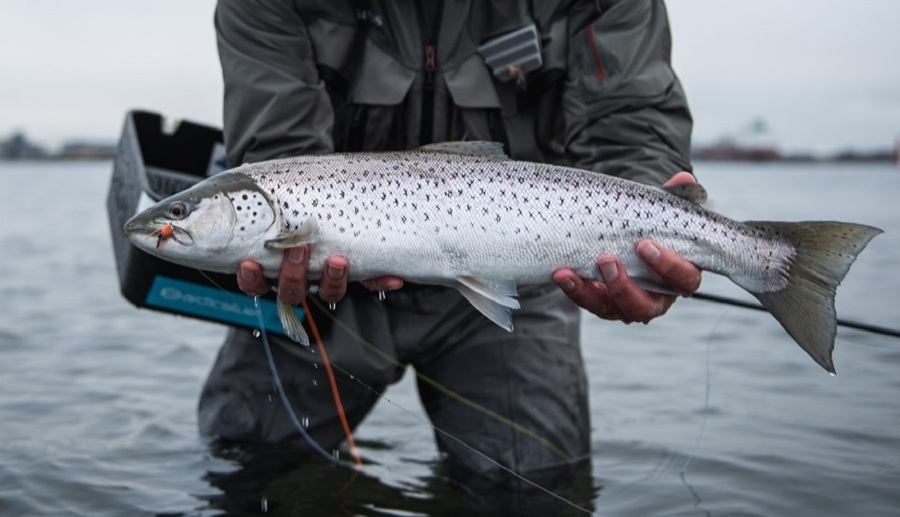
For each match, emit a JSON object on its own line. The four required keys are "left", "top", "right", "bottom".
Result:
{"left": 383, "top": 278, "right": 403, "bottom": 291}
{"left": 287, "top": 247, "right": 306, "bottom": 264}
{"left": 239, "top": 263, "right": 256, "bottom": 282}
{"left": 327, "top": 264, "right": 345, "bottom": 280}
{"left": 558, "top": 278, "right": 575, "bottom": 292}
{"left": 599, "top": 259, "right": 618, "bottom": 281}
{"left": 638, "top": 241, "right": 661, "bottom": 264}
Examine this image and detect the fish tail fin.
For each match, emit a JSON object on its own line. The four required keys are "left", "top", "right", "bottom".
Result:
{"left": 740, "top": 221, "right": 882, "bottom": 373}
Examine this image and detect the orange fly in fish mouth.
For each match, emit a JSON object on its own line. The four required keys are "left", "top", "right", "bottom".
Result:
{"left": 154, "top": 223, "right": 174, "bottom": 249}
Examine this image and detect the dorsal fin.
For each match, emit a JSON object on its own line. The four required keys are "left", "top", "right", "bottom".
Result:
{"left": 662, "top": 183, "right": 708, "bottom": 205}
{"left": 417, "top": 141, "right": 508, "bottom": 159}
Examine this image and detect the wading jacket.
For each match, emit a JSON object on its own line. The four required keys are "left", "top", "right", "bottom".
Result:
{"left": 215, "top": 0, "right": 692, "bottom": 186}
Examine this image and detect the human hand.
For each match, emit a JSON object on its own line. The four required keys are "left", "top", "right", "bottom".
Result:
{"left": 236, "top": 246, "right": 404, "bottom": 305}
{"left": 550, "top": 172, "right": 703, "bottom": 324}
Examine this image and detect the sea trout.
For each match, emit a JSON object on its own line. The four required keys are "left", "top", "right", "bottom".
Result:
{"left": 124, "top": 141, "right": 881, "bottom": 372}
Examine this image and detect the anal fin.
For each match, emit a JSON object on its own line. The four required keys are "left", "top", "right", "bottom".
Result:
{"left": 455, "top": 276, "right": 520, "bottom": 331}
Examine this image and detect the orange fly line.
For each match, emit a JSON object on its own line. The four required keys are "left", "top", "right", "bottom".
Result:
{"left": 301, "top": 298, "right": 364, "bottom": 469}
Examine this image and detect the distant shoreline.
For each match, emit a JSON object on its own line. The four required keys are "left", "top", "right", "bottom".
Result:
{"left": 2, "top": 155, "right": 895, "bottom": 166}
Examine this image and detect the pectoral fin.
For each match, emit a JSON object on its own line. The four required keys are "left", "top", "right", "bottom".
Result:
{"left": 455, "top": 276, "right": 520, "bottom": 331}
{"left": 265, "top": 217, "right": 320, "bottom": 250}
{"left": 277, "top": 298, "right": 310, "bottom": 346}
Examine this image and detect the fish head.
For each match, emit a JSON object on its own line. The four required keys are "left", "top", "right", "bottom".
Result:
{"left": 124, "top": 172, "right": 279, "bottom": 272}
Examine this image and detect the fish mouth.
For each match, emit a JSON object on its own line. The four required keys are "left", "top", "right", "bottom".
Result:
{"left": 123, "top": 213, "right": 150, "bottom": 236}
{"left": 123, "top": 219, "right": 194, "bottom": 246}
{"left": 123, "top": 222, "right": 155, "bottom": 237}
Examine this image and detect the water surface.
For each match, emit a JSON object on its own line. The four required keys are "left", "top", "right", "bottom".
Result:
{"left": 0, "top": 160, "right": 897, "bottom": 515}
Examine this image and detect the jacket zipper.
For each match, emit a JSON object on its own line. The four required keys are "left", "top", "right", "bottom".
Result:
{"left": 347, "top": 104, "right": 368, "bottom": 152}
{"left": 416, "top": 1, "right": 442, "bottom": 145}
{"left": 422, "top": 45, "right": 436, "bottom": 144}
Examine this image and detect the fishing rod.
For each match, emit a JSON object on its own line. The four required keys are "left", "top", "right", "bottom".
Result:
{"left": 692, "top": 292, "right": 900, "bottom": 339}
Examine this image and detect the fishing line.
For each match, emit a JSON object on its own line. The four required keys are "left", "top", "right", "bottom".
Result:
{"left": 189, "top": 265, "right": 346, "bottom": 468}
{"left": 678, "top": 310, "right": 719, "bottom": 474}
{"left": 300, "top": 297, "right": 364, "bottom": 468}
{"left": 319, "top": 345, "right": 595, "bottom": 516}
{"left": 204, "top": 277, "right": 590, "bottom": 512}
{"left": 190, "top": 266, "right": 574, "bottom": 491}
{"left": 271, "top": 292, "right": 589, "bottom": 513}
{"left": 188, "top": 266, "right": 641, "bottom": 513}
{"left": 693, "top": 291, "right": 900, "bottom": 339}
{"left": 254, "top": 297, "right": 340, "bottom": 466}
{"left": 675, "top": 308, "right": 725, "bottom": 517}
{"left": 190, "top": 264, "right": 566, "bottom": 456}
{"left": 304, "top": 296, "right": 572, "bottom": 461}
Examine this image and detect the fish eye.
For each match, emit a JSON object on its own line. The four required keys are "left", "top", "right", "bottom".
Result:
{"left": 167, "top": 202, "right": 188, "bottom": 220}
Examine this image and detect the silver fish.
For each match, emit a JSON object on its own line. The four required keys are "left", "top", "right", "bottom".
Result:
{"left": 124, "top": 141, "right": 881, "bottom": 372}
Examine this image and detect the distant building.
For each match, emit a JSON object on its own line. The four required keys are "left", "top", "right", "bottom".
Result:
{"left": 693, "top": 118, "right": 781, "bottom": 161}
{"left": 0, "top": 131, "right": 46, "bottom": 159}
{"left": 60, "top": 141, "right": 117, "bottom": 160}
{"left": 832, "top": 148, "right": 893, "bottom": 163}
{"left": 693, "top": 139, "right": 781, "bottom": 161}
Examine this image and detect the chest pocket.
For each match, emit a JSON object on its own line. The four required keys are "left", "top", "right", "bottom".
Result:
{"left": 303, "top": 17, "right": 405, "bottom": 151}
{"left": 303, "top": 6, "right": 575, "bottom": 155}
{"left": 305, "top": 10, "right": 507, "bottom": 151}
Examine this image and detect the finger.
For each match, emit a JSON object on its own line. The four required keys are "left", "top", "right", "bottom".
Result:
{"left": 237, "top": 260, "right": 270, "bottom": 297}
{"left": 360, "top": 276, "right": 405, "bottom": 292}
{"left": 277, "top": 245, "right": 309, "bottom": 305}
{"left": 318, "top": 256, "right": 349, "bottom": 304}
{"left": 662, "top": 171, "right": 696, "bottom": 187}
{"left": 636, "top": 240, "right": 702, "bottom": 296}
{"left": 552, "top": 268, "right": 622, "bottom": 320}
{"left": 596, "top": 255, "right": 667, "bottom": 323}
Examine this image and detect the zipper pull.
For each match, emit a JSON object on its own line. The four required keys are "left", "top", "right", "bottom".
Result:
{"left": 425, "top": 45, "right": 436, "bottom": 73}
{"left": 424, "top": 45, "right": 436, "bottom": 91}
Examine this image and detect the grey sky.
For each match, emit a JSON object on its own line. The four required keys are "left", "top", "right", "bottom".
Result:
{"left": 2, "top": 0, "right": 898, "bottom": 153}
